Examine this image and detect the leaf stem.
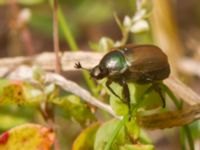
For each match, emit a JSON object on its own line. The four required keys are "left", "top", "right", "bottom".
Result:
{"left": 53, "top": 0, "right": 62, "bottom": 74}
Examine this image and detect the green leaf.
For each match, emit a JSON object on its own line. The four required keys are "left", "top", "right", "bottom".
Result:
{"left": 0, "top": 79, "right": 10, "bottom": 94}
{"left": 0, "top": 81, "right": 26, "bottom": 104}
{"left": 23, "top": 82, "right": 44, "bottom": 103}
{"left": 187, "top": 120, "right": 200, "bottom": 139}
{"left": 120, "top": 144, "right": 155, "bottom": 150}
{"left": 129, "top": 83, "right": 163, "bottom": 109}
{"left": 107, "top": 82, "right": 162, "bottom": 116}
{"left": 52, "top": 95, "right": 96, "bottom": 126}
{"left": 125, "top": 118, "right": 140, "bottom": 141}
{"left": 0, "top": 114, "right": 27, "bottom": 131}
{"left": 139, "top": 130, "right": 152, "bottom": 144}
{"left": 17, "top": 0, "right": 45, "bottom": 5}
{"left": 72, "top": 123, "right": 100, "bottom": 150}
{"left": 110, "top": 98, "right": 128, "bottom": 116}
{"left": 44, "top": 84, "right": 59, "bottom": 101}
{"left": 0, "top": 81, "right": 44, "bottom": 105}
{"left": 0, "top": 124, "right": 55, "bottom": 150}
{"left": 32, "top": 66, "right": 44, "bottom": 82}
{"left": 94, "top": 119, "right": 129, "bottom": 150}
{"left": 108, "top": 82, "right": 128, "bottom": 116}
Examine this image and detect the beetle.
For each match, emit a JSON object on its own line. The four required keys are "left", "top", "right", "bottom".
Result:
{"left": 75, "top": 44, "right": 170, "bottom": 111}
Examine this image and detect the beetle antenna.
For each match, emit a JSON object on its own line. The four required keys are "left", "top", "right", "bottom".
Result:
{"left": 74, "top": 62, "right": 91, "bottom": 71}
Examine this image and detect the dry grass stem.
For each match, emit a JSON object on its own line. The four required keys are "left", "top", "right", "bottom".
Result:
{"left": 1, "top": 52, "right": 200, "bottom": 129}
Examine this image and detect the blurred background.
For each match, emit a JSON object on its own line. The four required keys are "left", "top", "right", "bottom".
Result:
{"left": 1, "top": 0, "right": 200, "bottom": 150}
{"left": 0, "top": 0, "right": 199, "bottom": 57}
{"left": 1, "top": 0, "right": 200, "bottom": 89}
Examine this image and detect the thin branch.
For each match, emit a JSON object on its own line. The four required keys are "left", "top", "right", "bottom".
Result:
{"left": 178, "top": 58, "right": 200, "bottom": 77}
{"left": 0, "top": 52, "right": 102, "bottom": 76}
{"left": 1, "top": 53, "right": 200, "bottom": 78}
{"left": 45, "top": 72, "right": 117, "bottom": 117}
{"left": 0, "top": 52, "right": 200, "bottom": 106}
{"left": 164, "top": 76, "right": 200, "bottom": 106}
{"left": 4, "top": 65, "right": 200, "bottom": 129}
{"left": 53, "top": 0, "right": 61, "bottom": 74}
{"left": 6, "top": 66, "right": 117, "bottom": 118}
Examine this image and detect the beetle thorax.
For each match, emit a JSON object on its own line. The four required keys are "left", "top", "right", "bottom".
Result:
{"left": 99, "top": 50, "right": 128, "bottom": 77}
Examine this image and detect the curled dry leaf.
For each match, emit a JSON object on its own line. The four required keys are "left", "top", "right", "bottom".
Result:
{"left": 137, "top": 104, "right": 200, "bottom": 129}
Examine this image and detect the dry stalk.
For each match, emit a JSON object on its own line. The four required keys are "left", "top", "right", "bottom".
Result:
{"left": 1, "top": 52, "right": 200, "bottom": 129}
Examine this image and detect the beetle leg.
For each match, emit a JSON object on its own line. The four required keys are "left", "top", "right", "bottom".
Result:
{"left": 153, "top": 83, "right": 166, "bottom": 108}
{"left": 106, "top": 80, "right": 123, "bottom": 101}
{"left": 119, "top": 79, "right": 131, "bottom": 119}
{"left": 120, "top": 80, "right": 130, "bottom": 105}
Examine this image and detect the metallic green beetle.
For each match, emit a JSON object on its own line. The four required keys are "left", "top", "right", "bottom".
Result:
{"left": 75, "top": 44, "right": 170, "bottom": 109}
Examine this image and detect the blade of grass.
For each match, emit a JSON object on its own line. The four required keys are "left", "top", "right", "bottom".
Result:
{"left": 49, "top": 0, "right": 98, "bottom": 96}
{"left": 180, "top": 127, "right": 186, "bottom": 150}
{"left": 49, "top": 0, "right": 78, "bottom": 51}
{"left": 160, "top": 83, "right": 180, "bottom": 108}
{"left": 104, "top": 114, "right": 129, "bottom": 150}
{"left": 183, "top": 125, "right": 194, "bottom": 150}
{"left": 57, "top": 8, "right": 78, "bottom": 51}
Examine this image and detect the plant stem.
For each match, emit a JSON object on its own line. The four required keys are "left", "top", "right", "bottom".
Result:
{"left": 53, "top": 0, "right": 61, "bottom": 74}
{"left": 52, "top": 1, "right": 61, "bottom": 149}
{"left": 183, "top": 125, "right": 194, "bottom": 150}
{"left": 180, "top": 128, "right": 186, "bottom": 150}
{"left": 160, "top": 83, "right": 181, "bottom": 108}
{"left": 104, "top": 114, "right": 129, "bottom": 150}
{"left": 56, "top": 6, "right": 98, "bottom": 96}
{"left": 49, "top": 1, "right": 98, "bottom": 96}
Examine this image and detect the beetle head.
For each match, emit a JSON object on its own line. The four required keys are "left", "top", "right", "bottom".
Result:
{"left": 90, "top": 65, "right": 108, "bottom": 80}
{"left": 75, "top": 62, "right": 108, "bottom": 80}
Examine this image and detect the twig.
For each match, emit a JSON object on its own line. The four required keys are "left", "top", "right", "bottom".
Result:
{"left": 6, "top": 66, "right": 117, "bottom": 118}
{"left": 178, "top": 58, "right": 200, "bottom": 77}
{"left": 45, "top": 72, "right": 117, "bottom": 117}
{"left": 0, "top": 52, "right": 200, "bottom": 106}
{"left": 4, "top": 64, "right": 200, "bottom": 129}
{"left": 0, "top": 52, "right": 102, "bottom": 74}
{"left": 53, "top": 0, "right": 61, "bottom": 74}
{"left": 1, "top": 52, "right": 200, "bottom": 78}
{"left": 2, "top": 52, "right": 200, "bottom": 129}
{"left": 164, "top": 76, "right": 200, "bottom": 105}
{"left": 46, "top": 3, "right": 62, "bottom": 147}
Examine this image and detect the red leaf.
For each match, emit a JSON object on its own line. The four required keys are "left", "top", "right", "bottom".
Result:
{"left": 0, "top": 132, "right": 9, "bottom": 145}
